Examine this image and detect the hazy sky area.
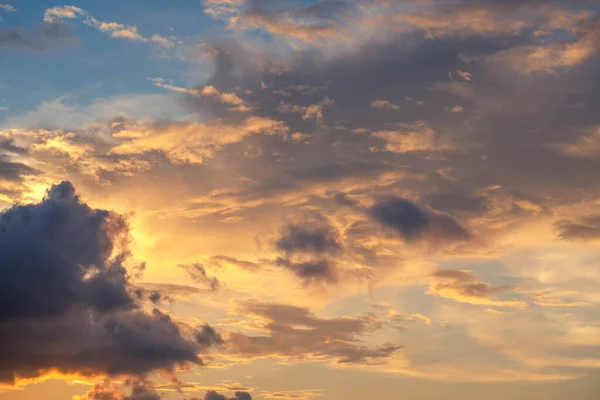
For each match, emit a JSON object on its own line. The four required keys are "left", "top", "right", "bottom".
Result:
{"left": 1, "top": 1, "right": 600, "bottom": 399}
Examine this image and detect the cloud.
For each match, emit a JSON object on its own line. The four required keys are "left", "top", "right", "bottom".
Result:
{"left": 371, "top": 100, "right": 400, "bottom": 111}
{"left": 0, "top": 126, "right": 153, "bottom": 182}
{"left": 73, "top": 379, "right": 160, "bottom": 400}
{"left": 203, "top": 0, "right": 245, "bottom": 20}
{"left": 261, "top": 390, "right": 323, "bottom": 400}
{"left": 210, "top": 0, "right": 593, "bottom": 59}
{"left": 0, "top": 157, "right": 38, "bottom": 182}
{"left": 44, "top": 6, "right": 85, "bottom": 23}
{"left": 275, "top": 97, "right": 334, "bottom": 123}
{"left": 428, "top": 269, "right": 527, "bottom": 308}
{"left": 0, "top": 182, "right": 220, "bottom": 385}
{"left": 446, "top": 105, "right": 465, "bottom": 114}
{"left": 2, "top": 94, "right": 184, "bottom": 131}
{"left": 195, "top": 324, "right": 225, "bottom": 351}
{"left": 0, "top": 22, "right": 78, "bottom": 52}
{"left": 275, "top": 224, "right": 341, "bottom": 255}
{"left": 209, "top": 255, "right": 260, "bottom": 272}
{"left": 225, "top": 301, "right": 401, "bottom": 365}
{"left": 153, "top": 79, "right": 254, "bottom": 117}
{"left": 455, "top": 70, "right": 472, "bottom": 81}
{"left": 555, "top": 215, "right": 600, "bottom": 240}
{"left": 0, "top": 4, "right": 16, "bottom": 13}
{"left": 78, "top": 382, "right": 254, "bottom": 400}
{"left": 199, "top": 86, "right": 249, "bottom": 108}
{"left": 0, "top": 181, "right": 133, "bottom": 322}
{"left": 272, "top": 218, "right": 342, "bottom": 284}
{"left": 555, "top": 126, "right": 600, "bottom": 158}
{"left": 367, "top": 196, "right": 472, "bottom": 243}
{"left": 274, "top": 258, "right": 338, "bottom": 285}
{"left": 84, "top": 16, "right": 145, "bottom": 41}
{"left": 42, "top": 6, "right": 173, "bottom": 47}
{"left": 371, "top": 121, "right": 455, "bottom": 153}
{"left": 5, "top": 0, "right": 600, "bottom": 392}
{"left": 486, "top": 35, "right": 599, "bottom": 75}
{"left": 179, "top": 263, "right": 220, "bottom": 291}
{"left": 150, "top": 34, "right": 173, "bottom": 47}
{"left": 108, "top": 117, "right": 288, "bottom": 164}
{"left": 138, "top": 283, "right": 204, "bottom": 300}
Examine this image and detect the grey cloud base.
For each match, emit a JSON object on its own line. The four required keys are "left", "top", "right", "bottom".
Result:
{"left": 0, "top": 182, "right": 219, "bottom": 384}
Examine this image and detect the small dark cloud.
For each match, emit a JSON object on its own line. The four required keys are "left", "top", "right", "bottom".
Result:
{"left": 196, "top": 324, "right": 225, "bottom": 350}
{"left": 0, "top": 158, "right": 38, "bottom": 182}
{"left": 368, "top": 197, "right": 472, "bottom": 243}
{"left": 555, "top": 215, "right": 600, "bottom": 240}
{"left": 272, "top": 218, "right": 341, "bottom": 284}
{"left": 179, "top": 263, "right": 220, "bottom": 291}
{"left": 275, "top": 257, "right": 338, "bottom": 284}
{"left": 209, "top": 255, "right": 261, "bottom": 272}
{"left": 368, "top": 197, "right": 430, "bottom": 241}
{"left": 275, "top": 224, "right": 341, "bottom": 254}
{"left": 74, "top": 379, "right": 161, "bottom": 400}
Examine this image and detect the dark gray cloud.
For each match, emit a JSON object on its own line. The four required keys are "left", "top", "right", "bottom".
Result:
{"left": 195, "top": 324, "right": 225, "bottom": 350}
{"left": 179, "top": 263, "right": 220, "bottom": 291}
{"left": 74, "top": 379, "right": 161, "bottom": 400}
{"left": 0, "top": 22, "right": 78, "bottom": 52}
{"left": 0, "top": 182, "right": 220, "bottom": 384}
{"left": 555, "top": 215, "right": 600, "bottom": 240}
{"left": 200, "top": 391, "right": 252, "bottom": 400}
{"left": 368, "top": 197, "right": 431, "bottom": 241}
{"left": 272, "top": 218, "right": 341, "bottom": 284}
{"left": 275, "top": 257, "right": 338, "bottom": 284}
{"left": 0, "top": 158, "right": 38, "bottom": 182}
{"left": 0, "top": 142, "right": 40, "bottom": 200}
{"left": 0, "top": 307, "right": 201, "bottom": 384}
{"left": 367, "top": 197, "right": 472, "bottom": 243}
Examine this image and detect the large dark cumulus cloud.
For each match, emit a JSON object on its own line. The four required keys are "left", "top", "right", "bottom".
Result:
{"left": 0, "top": 181, "right": 134, "bottom": 322}
{"left": 0, "top": 182, "right": 221, "bottom": 384}
{"left": 275, "top": 223, "right": 341, "bottom": 254}
{"left": 0, "top": 21, "right": 78, "bottom": 52}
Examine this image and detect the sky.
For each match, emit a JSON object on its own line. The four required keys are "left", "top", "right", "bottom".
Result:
{"left": 1, "top": 0, "right": 600, "bottom": 399}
